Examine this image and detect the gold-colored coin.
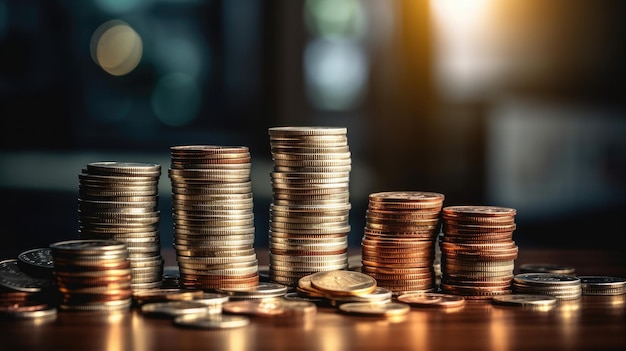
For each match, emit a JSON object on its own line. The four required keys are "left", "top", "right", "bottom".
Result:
{"left": 308, "top": 270, "right": 377, "bottom": 297}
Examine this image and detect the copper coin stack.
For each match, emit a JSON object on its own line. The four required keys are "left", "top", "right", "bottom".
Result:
{"left": 267, "top": 126, "right": 352, "bottom": 287}
{"left": 50, "top": 239, "right": 133, "bottom": 312}
{"left": 77, "top": 161, "right": 164, "bottom": 290}
{"left": 168, "top": 145, "right": 259, "bottom": 290}
{"left": 360, "top": 191, "right": 445, "bottom": 294}
{"left": 439, "top": 205, "right": 518, "bottom": 299}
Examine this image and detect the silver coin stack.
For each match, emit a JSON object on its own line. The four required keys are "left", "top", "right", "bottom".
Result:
{"left": 168, "top": 145, "right": 259, "bottom": 290}
{"left": 50, "top": 239, "right": 133, "bottom": 312}
{"left": 512, "top": 273, "right": 582, "bottom": 300}
{"left": 268, "top": 126, "right": 352, "bottom": 287}
{"left": 78, "top": 161, "right": 164, "bottom": 290}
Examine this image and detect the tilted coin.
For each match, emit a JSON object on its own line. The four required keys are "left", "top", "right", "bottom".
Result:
{"left": 397, "top": 292, "right": 466, "bottom": 308}
{"left": 174, "top": 313, "right": 250, "bottom": 329}
{"left": 17, "top": 248, "right": 54, "bottom": 278}
{"left": 0, "top": 259, "right": 54, "bottom": 293}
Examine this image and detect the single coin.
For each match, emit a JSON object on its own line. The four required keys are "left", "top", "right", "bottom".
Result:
{"left": 338, "top": 302, "right": 410, "bottom": 317}
{"left": 141, "top": 300, "right": 213, "bottom": 317}
{"left": 492, "top": 294, "right": 558, "bottom": 307}
{"left": 132, "top": 288, "right": 205, "bottom": 305}
{"left": 17, "top": 248, "right": 54, "bottom": 278}
{"left": 221, "top": 298, "right": 286, "bottom": 316}
{"left": 397, "top": 292, "right": 466, "bottom": 308}
{"left": 215, "top": 282, "right": 289, "bottom": 298}
{"left": 309, "top": 270, "right": 377, "bottom": 297}
{"left": 518, "top": 263, "right": 576, "bottom": 275}
{"left": 0, "top": 259, "right": 54, "bottom": 293}
{"left": 174, "top": 313, "right": 250, "bottom": 329}
{"left": 4, "top": 306, "right": 58, "bottom": 320}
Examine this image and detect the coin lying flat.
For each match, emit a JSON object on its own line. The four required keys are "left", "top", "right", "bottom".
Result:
{"left": 338, "top": 302, "right": 410, "bottom": 317}
{"left": 397, "top": 292, "right": 466, "bottom": 308}
{"left": 174, "top": 313, "right": 250, "bottom": 329}
{"left": 492, "top": 294, "right": 558, "bottom": 307}
{"left": 309, "top": 270, "right": 377, "bottom": 297}
{"left": 141, "top": 300, "right": 215, "bottom": 317}
{"left": 518, "top": 263, "right": 576, "bottom": 275}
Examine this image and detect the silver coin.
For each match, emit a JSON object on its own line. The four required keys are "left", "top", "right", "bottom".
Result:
{"left": 492, "top": 294, "right": 558, "bottom": 306}
{"left": 0, "top": 259, "right": 54, "bottom": 292}
{"left": 141, "top": 300, "right": 213, "bottom": 317}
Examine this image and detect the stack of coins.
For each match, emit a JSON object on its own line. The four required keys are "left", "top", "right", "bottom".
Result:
{"left": 512, "top": 273, "right": 582, "bottom": 300}
{"left": 267, "top": 126, "right": 352, "bottom": 286}
{"left": 360, "top": 191, "right": 445, "bottom": 294}
{"left": 168, "top": 145, "right": 259, "bottom": 290}
{"left": 77, "top": 161, "right": 164, "bottom": 290}
{"left": 439, "top": 205, "right": 518, "bottom": 299}
{"left": 50, "top": 239, "right": 133, "bottom": 312}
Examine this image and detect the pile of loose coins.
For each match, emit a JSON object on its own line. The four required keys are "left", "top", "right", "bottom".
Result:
{"left": 267, "top": 127, "right": 352, "bottom": 286}
{"left": 0, "top": 257, "right": 56, "bottom": 319}
{"left": 77, "top": 161, "right": 164, "bottom": 290}
{"left": 439, "top": 205, "right": 518, "bottom": 299}
{"left": 168, "top": 145, "right": 260, "bottom": 290}
{"left": 360, "top": 191, "right": 445, "bottom": 294}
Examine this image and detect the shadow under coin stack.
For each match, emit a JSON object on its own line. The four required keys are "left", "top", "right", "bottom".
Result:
{"left": 78, "top": 162, "right": 164, "bottom": 290}
{"left": 168, "top": 145, "right": 259, "bottom": 290}
{"left": 50, "top": 239, "right": 133, "bottom": 312}
{"left": 360, "top": 191, "right": 445, "bottom": 294}
{"left": 439, "top": 205, "right": 518, "bottom": 299}
{"left": 268, "top": 126, "right": 352, "bottom": 287}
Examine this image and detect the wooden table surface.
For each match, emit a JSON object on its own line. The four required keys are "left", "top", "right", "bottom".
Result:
{"left": 2, "top": 247, "right": 625, "bottom": 351}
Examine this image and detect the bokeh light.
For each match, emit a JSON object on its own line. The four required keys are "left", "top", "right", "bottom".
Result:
{"left": 151, "top": 72, "right": 201, "bottom": 127}
{"left": 90, "top": 19, "right": 143, "bottom": 76}
{"left": 304, "top": 38, "right": 368, "bottom": 110}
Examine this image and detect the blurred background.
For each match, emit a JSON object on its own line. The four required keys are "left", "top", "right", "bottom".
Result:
{"left": 1, "top": 0, "right": 625, "bottom": 257}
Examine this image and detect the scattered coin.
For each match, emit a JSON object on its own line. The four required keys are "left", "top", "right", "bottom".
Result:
{"left": 491, "top": 294, "right": 558, "bottom": 307}
{"left": 309, "top": 270, "right": 377, "bottom": 297}
{"left": 0, "top": 259, "right": 54, "bottom": 293}
{"left": 396, "top": 292, "right": 466, "bottom": 308}
{"left": 518, "top": 263, "right": 576, "bottom": 275}
{"left": 141, "top": 300, "right": 214, "bottom": 317}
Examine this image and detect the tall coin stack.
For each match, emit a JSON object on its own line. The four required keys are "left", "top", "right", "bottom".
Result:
{"left": 439, "top": 205, "right": 518, "bottom": 299}
{"left": 168, "top": 145, "right": 259, "bottom": 290}
{"left": 360, "top": 191, "right": 445, "bottom": 294}
{"left": 78, "top": 161, "right": 164, "bottom": 290}
{"left": 268, "top": 126, "right": 352, "bottom": 287}
{"left": 50, "top": 239, "right": 133, "bottom": 312}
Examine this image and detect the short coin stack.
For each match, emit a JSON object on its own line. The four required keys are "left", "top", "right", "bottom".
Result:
{"left": 360, "top": 191, "right": 445, "bottom": 294}
{"left": 267, "top": 127, "right": 352, "bottom": 287}
{"left": 77, "top": 161, "right": 164, "bottom": 290}
{"left": 168, "top": 145, "right": 259, "bottom": 290}
{"left": 512, "top": 273, "right": 582, "bottom": 300}
{"left": 50, "top": 239, "right": 133, "bottom": 312}
{"left": 439, "top": 205, "right": 518, "bottom": 299}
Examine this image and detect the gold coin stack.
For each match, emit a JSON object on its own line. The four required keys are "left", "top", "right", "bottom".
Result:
{"left": 50, "top": 239, "right": 133, "bottom": 312}
{"left": 439, "top": 205, "right": 518, "bottom": 299}
{"left": 168, "top": 145, "right": 259, "bottom": 290}
{"left": 360, "top": 191, "right": 445, "bottom": 294}
{"left": 77, "top": 161, "right": 164, "bottom": 290}
{"left": 267, "top": 126, "right": 352, "bottom": 286}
